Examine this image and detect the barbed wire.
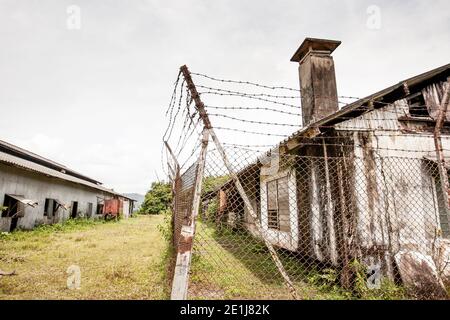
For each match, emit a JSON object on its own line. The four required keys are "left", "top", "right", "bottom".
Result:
{"left": 199, "top": 91, "right": 302, "bottom": 109}
{"left": 197, "top": 85, "right": 300, "bottom": 99}
{"left": 221, "top": 141, "right": 449, "bottom": 154}
{"left": 165, "top": 79, "right": 186, "bottom": 144}
{"left": 215, "top": 126, "right": 291, "bottom": 137}
{"left": 205, "top": 105, "right": 301, "bottom": 116}
{"left": 197, "top": 85, "right": 362, "bottom": 103}
{"left": 162, "top": 71, "right": 182, "bottom": 142}
{"left": 192, "top": 72, "right": 301, "bottom": 92}
{"left": 223, "top": 142, "right": 277, "bottom": 148}
{"left": 164, "top": 69, "right": 448, "bottom": 179}
{"left": 209, "top": 113, "right": 301, "bottom": 127}
{"left": 180, "top": 138, "right": 202, "bottom": 170}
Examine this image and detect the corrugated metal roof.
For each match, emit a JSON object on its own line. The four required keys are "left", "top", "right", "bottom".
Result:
{"left": 0, "top": 149, "right": 131, "bottom": 199}
{"left": 0, "top": 139, "right": 101, "bottom": 184}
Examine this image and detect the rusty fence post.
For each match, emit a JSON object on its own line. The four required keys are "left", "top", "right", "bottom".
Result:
{"left": 179, "top": 64, "right": 299, "bottom": 300}
{"left": 170, "top": 128, "right": 209, "bottom": 300}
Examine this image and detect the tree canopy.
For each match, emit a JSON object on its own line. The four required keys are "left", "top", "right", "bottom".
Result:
{"left": 140, "top": 182, "right": 172, "bottom": 215}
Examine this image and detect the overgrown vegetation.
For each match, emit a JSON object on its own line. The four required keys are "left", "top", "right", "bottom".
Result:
{"left": 0, "top": 215, "right": 167, "bottom": 299}
{"left": 140, "top": 181, "right": 172, "bottom": 215}
{"left": 201, "top": 175, "right": 229, "bottom": 219}
{"left": 156, "top": 209, "right": 175, "bottom": 299}
{"left": 202, "top": 175, "right": 230, "bottom": 194}
{"left": 0, "top": 218, "right": 108, "bottom": 241}
{"left": 188, "top": 222, "right": 407, "bottom": 300}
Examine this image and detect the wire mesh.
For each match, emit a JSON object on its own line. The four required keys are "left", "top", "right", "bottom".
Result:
{"left": 166, "top": 68, "right": 450, "bottom": 300}
{"left": 172, "top": 144, "right": 450, "bottom": 300}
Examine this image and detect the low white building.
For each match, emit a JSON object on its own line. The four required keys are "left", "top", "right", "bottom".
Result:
{"left": 207, "top": 38, "right": 450, "bottom": 297}
{"left": 0, "top": 139, "right": 134, "bottom": 232}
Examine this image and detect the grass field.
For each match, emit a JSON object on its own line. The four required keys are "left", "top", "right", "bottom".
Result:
{"left": 189, "top": 222, "right": 407, "bottom": 300}
{"left": 0, "top": 213, "right": 409, "bottom": 300}
{"left": 0, "top": 215, "right": 168, "bottom": 300}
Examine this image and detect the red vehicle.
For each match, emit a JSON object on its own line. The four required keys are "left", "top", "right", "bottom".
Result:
{"left": 102, "top": 198, "right": 123, "bottom": 220}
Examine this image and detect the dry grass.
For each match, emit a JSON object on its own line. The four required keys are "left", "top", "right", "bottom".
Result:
{"left": 0, "top": 215, "right": 167, "bottom": 300}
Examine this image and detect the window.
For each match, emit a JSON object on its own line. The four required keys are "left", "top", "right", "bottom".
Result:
{"left": 44, "top": 198, "right": 59, "bottom": 217}
{"left": 407, "top": 92, "right": 429, "bottom": 118}
{"left": 2, "top": 195, "right": 25, "bottom": 231}
{"left": 2, "top": 194, "right": 19, "bottom": 218}
{"left": 70, "top": 201, "right": 78, "bottom": 218}
{"left": 436, "top": 174, "right": 450, "bottom": 238}
{"left": 96, "top": 203, "right": 104, "bottom": 215}
{"left": 87, "top": 202, "right": 93, "bottom": 217}
{"left": 266, "top": 176, "right": 291, "bottom": 232}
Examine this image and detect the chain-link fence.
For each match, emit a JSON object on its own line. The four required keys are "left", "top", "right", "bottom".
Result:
{"left": 163, "top": 65, "right": 450, "bottom": 300}
{"left": 170, "top": 144, "right": 450, "bottom": 300}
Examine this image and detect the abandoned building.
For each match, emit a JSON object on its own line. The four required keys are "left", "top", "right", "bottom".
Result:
{"left": 204, "top": 38, "right": 450, "bottom": 296}
{"left": 0, "top": 139, "right": 135, "bottom": 232}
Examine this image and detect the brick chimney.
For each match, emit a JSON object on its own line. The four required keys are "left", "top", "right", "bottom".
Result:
{"left": 291, "top": 38, "right": 341, "bottom": 127}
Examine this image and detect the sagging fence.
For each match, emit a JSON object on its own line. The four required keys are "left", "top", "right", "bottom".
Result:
{"left": 163, "top": 65, "right": 450, "bottom": 300}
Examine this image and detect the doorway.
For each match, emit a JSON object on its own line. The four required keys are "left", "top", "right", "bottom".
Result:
{"left": 2, "top": 194, "right": 22, "bottom": 231}
{"left": 71, "top": 201, "right": 78, "bottom": 218}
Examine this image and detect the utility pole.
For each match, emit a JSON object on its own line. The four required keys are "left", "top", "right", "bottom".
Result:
{"left": 178, "top": 65, "right": 298, "bottom": 299}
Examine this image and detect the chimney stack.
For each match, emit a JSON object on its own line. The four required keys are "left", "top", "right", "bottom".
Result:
{"left": 291, "top": 38, "right": 341, "bottom": 127}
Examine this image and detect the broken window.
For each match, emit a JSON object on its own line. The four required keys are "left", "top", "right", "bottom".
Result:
{"left": 2, "top": 194, "right": 26, "bottom": 231}
{"left": 43, "top": 199, "right": 66, "bottom": 217}
{"left": 44, "top": 198, "right": 58, "bottom": 217}
{"left": 266, "top": 176, "right": 291, "bottom": 232}
{"left": 407, "top": 92, "right": 429, "bottom": 118}
{"left": 87, "top": 202, "right": 93, "bottom": 217}
{"left": 2, "top": 194, "right": 19, "bottom": 218}
{"left": 96, "top": 203, "right": 104, "bottom": 215}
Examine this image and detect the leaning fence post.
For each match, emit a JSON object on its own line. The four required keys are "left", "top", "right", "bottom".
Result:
{"left": 170, "top": 128, "right": 209, "bottom": 300}
{"left": 179, "top": 64, "right": 299, "bottom": 300}
{"left": 433, "top": 78, "right": 450, "bottom": 234}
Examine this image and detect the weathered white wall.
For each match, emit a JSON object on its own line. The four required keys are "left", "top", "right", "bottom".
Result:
{"left": 338, "top": 98, "right": 450, "bottom": 280}
{"left": 123, "top": 199, "right": 130, "bottom": 218}
{"left": 260, "top": 167, "right": 299, "bottom": 252}
{"left": 0, "top": 164, "right": 114, "bottom": 231}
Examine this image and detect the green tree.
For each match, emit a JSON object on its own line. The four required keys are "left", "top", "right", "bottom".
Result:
{"left": 202, "top": 175, "right": 230, "bottom": 194}
{"left": 140, "top": 182, "right": 172, "bottom": 215}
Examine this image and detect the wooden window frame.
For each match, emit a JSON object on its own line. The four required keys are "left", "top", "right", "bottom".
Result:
{"left": 266, "top": 177, "right": 290, "bottom": 231}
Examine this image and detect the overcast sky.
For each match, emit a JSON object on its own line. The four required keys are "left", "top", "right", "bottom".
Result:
{"left": 0, "top": 0, "right": 449, "bottom": 194}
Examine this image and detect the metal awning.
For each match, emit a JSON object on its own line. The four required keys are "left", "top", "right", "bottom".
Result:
{"left": 6, "top": 194, "right": 38, "bottom": 208}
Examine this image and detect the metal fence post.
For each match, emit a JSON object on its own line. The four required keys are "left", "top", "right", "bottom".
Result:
{"left": 171, "top": 128, "right": 209, "bottom": 300}
{"left": 179, "top": 64, "right": 298, "bottom": 300}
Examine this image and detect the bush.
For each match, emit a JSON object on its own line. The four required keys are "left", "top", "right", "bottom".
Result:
{"left": 140, "top": 182, "right": 172, "bottom": 215}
